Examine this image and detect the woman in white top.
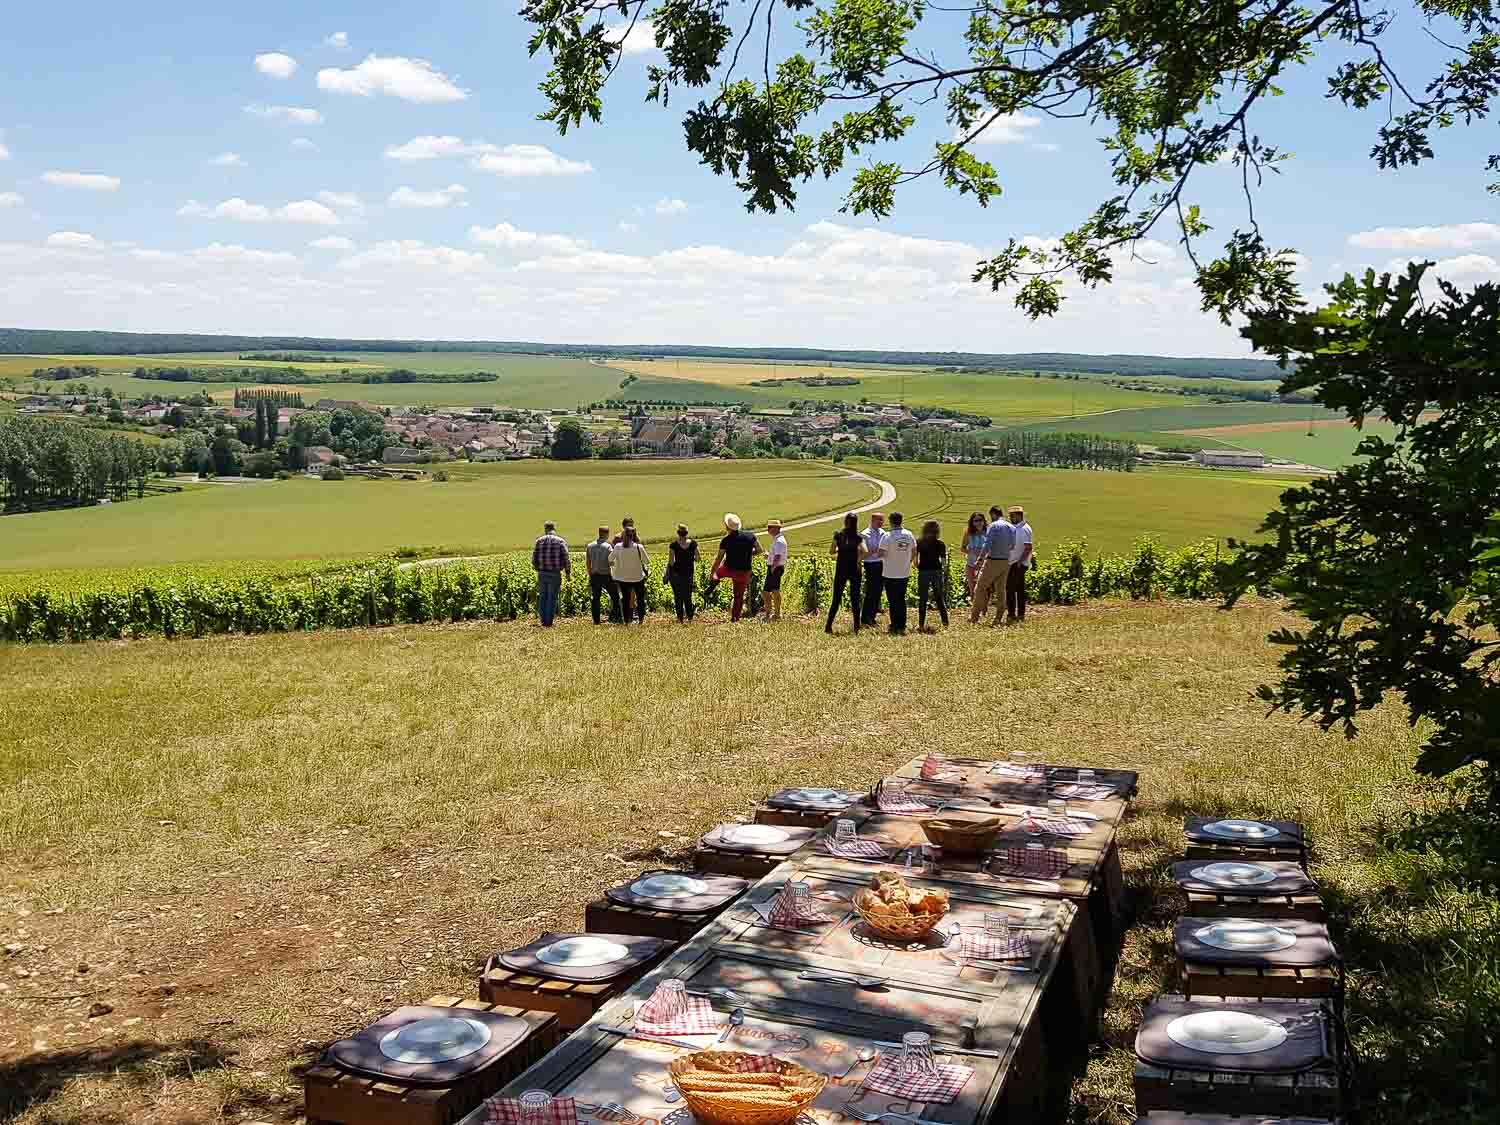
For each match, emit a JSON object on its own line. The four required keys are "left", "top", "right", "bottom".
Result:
{"left": 610, "top": 525, "right": 650, "bottom": 624}
{"left": 762, "top": 518, "right": 788, "bottom": 621}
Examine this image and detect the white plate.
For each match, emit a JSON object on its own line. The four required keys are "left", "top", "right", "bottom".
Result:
{"left": 1165, "top": 1010, "right": 1288, "bottom": 1055}
{"left": 1190, "top": 862, "right": 1278, "bottom": 888}
{"left": 632, "top": 874, "right": 709, "bottom": 899}
{"left": 786, "top": 788, "right": 859, "bottom": 806}
{"left": 1193, "top": 920, "right": 1298, "bottom": 952}
{"left": 1202, "top": 819, "right": 1279, "bottom": 840}
{"left": 723, "top": 824, "right": 789, "bottom": 846}
{"left": 535, "top": 936, "right": 630, "bottom": 967}
{"left": 378, "top": 1016, "right": 491, "bottom": 1063}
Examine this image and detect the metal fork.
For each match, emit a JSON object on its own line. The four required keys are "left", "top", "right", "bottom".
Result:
{"left": 580, "top": 1103, "right": 639, "bottom": 1123}
{"left": 842, "top": 1108, "right": 946, "bottom": 1125}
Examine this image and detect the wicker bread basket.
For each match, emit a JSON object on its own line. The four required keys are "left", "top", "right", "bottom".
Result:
{"left": 669, "top": 1051, "right": 826, "bottom": 1125}
{"left": 920, "top": 816, "right": 1003, "bottom": 855}
{"left": 852, "top": 888, "right": 947, "bottom": 941}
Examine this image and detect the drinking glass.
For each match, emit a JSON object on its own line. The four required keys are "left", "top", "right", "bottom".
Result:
{"left": 898, "top": 1031, "right": 939, "bottom": 1079}
{"left": 904, "top": 844, "right": 929, "bottom": 875}
{"left": 654, "top": 978, "right": 688, "bottom": 1022}
{"left": 1047, "top": 798, "right": 1067, "bottom": 819}
{"left": 1077, "top": 768, "right": 1096, "bottom": 786}
{"left": 835, "top": 818, "right": 856, "bottom": 843}
{"left": 788, "top": 880, "right": 811, "bottom": 902}
{"left": 984, "top": 911, "right": 1012, "bottom": 940}
{"left": 519, "top": 1091, "right": 553, "bottom": 1125}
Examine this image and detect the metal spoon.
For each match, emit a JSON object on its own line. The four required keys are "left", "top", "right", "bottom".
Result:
{"left": 717, "top": 1007, "right": 744, "bottom": 1044}
{"left": 836, "top": 1047, "right": 879, "bottom": 1077}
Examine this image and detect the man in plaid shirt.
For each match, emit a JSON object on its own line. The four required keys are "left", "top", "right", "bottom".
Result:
{"left": 531, "top": 520, "right": 571, "bottom": 627}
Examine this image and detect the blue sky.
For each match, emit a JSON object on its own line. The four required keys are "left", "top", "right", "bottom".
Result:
{"left": 1, "top": 0, "right": 1494, "bottom": 355}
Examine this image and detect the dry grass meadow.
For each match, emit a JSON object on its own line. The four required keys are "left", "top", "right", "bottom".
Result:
{"left": 1, "top": 600, "right": 1492, "bottom": 1124}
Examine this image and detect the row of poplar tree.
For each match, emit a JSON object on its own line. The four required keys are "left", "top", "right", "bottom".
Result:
{"left": 0, "top": 417, "right": 158, "bottom": 509}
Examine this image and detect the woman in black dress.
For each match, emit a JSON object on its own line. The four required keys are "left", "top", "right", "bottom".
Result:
{"left": 665, "top": 524, "right": 699, "bottom": 623}
{"left": 825, "top": 512, "right": 869, "bottom": 634}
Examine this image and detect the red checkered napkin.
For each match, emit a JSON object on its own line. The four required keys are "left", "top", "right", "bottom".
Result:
{"left": 862, "top": 1055, "right": 974, "bottom": 1103}
{"left": 876, "top": 780, "right": 930, "bottom": 814}
{"left": 768, "top": 886, "right": 835, "bottom": 928}
{"left": 483, "top": 1096, "right": 579, "bottom": 1125}
{"left": 1052, "top": 783, "right": 1114, "bottom": 801}
{"left": 920, "top": 754, "right": 961, "bottom": 781}
{"left": 948, "top": 928, "right": 1031, "bottom": 962}
{"left": 989, "top": 763, "right": 1046, "bottom": 782}
{"left": 993, "top": 845, "right": 1070, "bottom": 879}
{"left": 1018, "top": 815, "right": 1090, "bottom": 837}
{"left": 821, "top": 837, "right": 892, "bottom": 859}
{"left": 634, "top": 986, "right": 721, "bottom": 1036}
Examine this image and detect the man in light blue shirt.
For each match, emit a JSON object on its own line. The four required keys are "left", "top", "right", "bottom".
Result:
{"left": 969, "top": 505, "right": 1016, "bottom": 624}
{"left": 860, "top": 512, "right": 887, "bottom": 625}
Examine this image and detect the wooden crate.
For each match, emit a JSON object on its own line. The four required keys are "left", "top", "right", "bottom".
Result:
{"left": 1181, "top": 960, "right": 1339, "bottom": 1002}
{"left": 1184, "top": 842, "right": 1306, "bottom": 867}
{"left": 752, "top": 804, "right": 843, "bottom": 830}
{"left": 691, "top": 843, "right": 786, "bottom": 880}
{"left": 477, "top": 944, "right": 675, "bottom": 1030}
{"left": 1134, "top": 1058, "right": 1341, "bottom": 1119}
{"left": 583, "top": 897, "right": 733, "bottom": 943}
{"left": 1185, "top": 891, "right": 1325, "bottom": 923}
{"left": 304, "top": 996, "right": 561, "bottom": 1125}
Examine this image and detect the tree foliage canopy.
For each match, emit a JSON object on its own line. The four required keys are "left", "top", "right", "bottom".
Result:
{"left": 522, "top": 0, "right": 1500, "bottom": 320}
{"left": 1222, "top": 264, "right": 1500, "bottom": 793}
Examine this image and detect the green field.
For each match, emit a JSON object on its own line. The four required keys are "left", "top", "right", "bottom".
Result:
{"left": 0, "top": 460, "right": 875, "bottom": 572}
{"left": 787, "top": 461, "right": 1292, "bottom": 552}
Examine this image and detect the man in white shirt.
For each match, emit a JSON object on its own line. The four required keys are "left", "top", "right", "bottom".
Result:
{"left": 762, "top": 518, "right": 789, "bottom": 621}
{"left": 1007, "top": 505, "right": 1034, "bottom": 622}
{"left": 878, "top": 511, "right": 917, "bottom": 635}
{"left": 860, "top": 512, "right": 887, "bottom": 626}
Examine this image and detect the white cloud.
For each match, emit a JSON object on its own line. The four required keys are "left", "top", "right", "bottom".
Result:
{"left": 338, "top": 239, "right": 487, "bottom": 272}
{"left": 46, "top": 231, "right": 103, "bottom": 249}
{"left": 190, "top": 242, "right": 299, "bottom": 266}
{"left": 1033, "top": 142, "right": 1061, "bottom": 154}
{"left": 384, "top": 136, "right": 592, "bottom": 176}
{"left": 0, "top": 138, "right": 9, "bottom": 160}
{"left": 317, "top": 54, "right": 467, "bottom": 103}
{"left": 474, "top": 145, "right": 592, "bottom": 177}
{"left": 618, "top": 221, "right": 639, "bottom": 234}
{"left": 470, "top": 221, "right": 589, "bottom": 254}
{"left": 254, "top": 52, "right": 298, "bottom": 79}
{"left": 389, "top": 183, "right": 468, "bottom": 208}
{"left": 325, "top": 31, "right": 350, "bottom": 49}
{"left": 1349, "top": 222, "right": 1500, "bottom": 251}
{"left": 969, "top": 112, "right": 1042, "bottom": 145}
{"left": 316, "top": 190, "right": 364, "bottom": 214}
{"left": 605, "top": 19, "right": 661, "bottom": 54}
{"left": 654, "top": 197, "right": 689, "bottom": 216}
{"left": 210, "top": 152, "right": 246, "bottom": 167}
{"left": 42, "top": 171, "right": 121, "bottom": 192}
{"left": 245, "top": 104, "right": 324, "bottom": 125}
{"left": 310, "top": 235, "right": 355, "bottom": 250}
{"left": 178, "top": 197, "right": 340, "bottom": 225}
{"left": 291, "top": 137, "right": 318, "bottom": 151}
{"left": 0, "top": 191, "right": 22, "bottom": 208}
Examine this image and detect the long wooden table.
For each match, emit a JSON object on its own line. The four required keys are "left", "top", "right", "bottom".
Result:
{"left": 466, "top": 758, "right": 1137, "bottom": 1125}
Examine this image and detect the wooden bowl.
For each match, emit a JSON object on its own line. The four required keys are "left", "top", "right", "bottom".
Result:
{"left": 670, "top": 1051, "right": 826, "bottom": 1125}
{"left": 920, "top": 816, "right": 1003, "bottom": 855}
{"left": 852, "top": 888, "right": 947, "bottom": 942}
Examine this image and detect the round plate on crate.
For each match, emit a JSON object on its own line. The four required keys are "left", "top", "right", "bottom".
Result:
{"left": 1189, "top": 861, "right": 1278, "bottom": 888}
{"left": 1192, "top": 920, "right": 1298, "bottom": 952}
{"left": 535, "top": 936, "right": 631, "bottom": 967}
{"left": 1201, "top": 819, "right": 1280, "bottom": 840}
{"left": 631, "top": 873, "right": 709, "bottom": 899}
{"left": 378, "top": 1016, "right": 492, "bottom": 1064}
{"left": 720, "top": 824, "right": 790, "bottom": 847}
{"left": 1165, "top": 1010, "right": 1288, "bottom": 1055}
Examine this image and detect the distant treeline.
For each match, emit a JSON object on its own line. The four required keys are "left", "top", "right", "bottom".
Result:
{"left": 748, "top": 376, "right": 861, "bottom": 387}
{"left": 0, "top": 328, "right": 1288, "bottom": 380}
{"left": 30, "top": 365, "right": 103, "bottom": 379}
{"left": 239, "top": 353, "right": 356, "bottom": 364}
{"left": 993, "top": 431, "right": 1138, "bottom": 471}
{"left": 133, "top": 366, "right": 499, "bottom": 385}
{"left": 232, "top": 388, "right": 306, "bottom": 408}
{"left": 0, "top": 417, "right": 157, "bottom": 510}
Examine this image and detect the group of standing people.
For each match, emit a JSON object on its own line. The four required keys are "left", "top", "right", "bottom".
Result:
{"left": 529, "top": 513, "right": 789, "bottom": 627}
{"left": 822, "top": 504, "right": 1032, "bottom": 635}
{"left": 529, "top": 503, "right": 1033, "bottom": 633}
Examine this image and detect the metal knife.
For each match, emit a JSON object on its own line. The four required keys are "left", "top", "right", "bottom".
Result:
{"left": 599, "top": 1028, "right": 707, "bottom": 1050}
